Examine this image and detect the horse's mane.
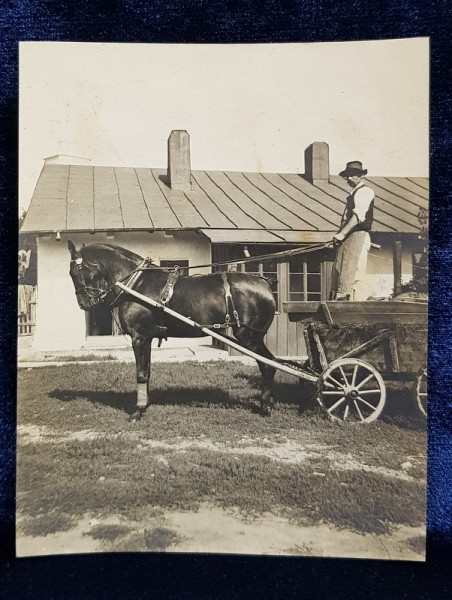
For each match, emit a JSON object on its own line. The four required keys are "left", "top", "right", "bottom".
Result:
{"left": 81, "top": 243, "right": 144, "bottom": 264}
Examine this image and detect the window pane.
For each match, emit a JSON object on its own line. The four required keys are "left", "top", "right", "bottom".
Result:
{"left": 244, "top": 260, "right": 259, "bottom": 274}
{"left": 307, "top": 273, "right": 321, "bottom": 293}
{"left": 289, "top": 291, "right": 305, "bottom": 301}
{"left": 290, "top": 274, "right": 303, "bottom": 293}
{"left": 306, "top": 254, "right": 321, "bottom": 272}
{"left": 262, "top": 258, "right": 277, "bottom": 272}
{"left": 289, "top": 256, "right": 303, "bottom": 273}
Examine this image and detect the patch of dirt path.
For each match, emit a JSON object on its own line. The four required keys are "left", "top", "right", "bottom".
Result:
{"left": 16, "top": 505, "right": 425, "bottom": 560}
{"left": 17, "top": 425, "right": 424, "bottom": 481}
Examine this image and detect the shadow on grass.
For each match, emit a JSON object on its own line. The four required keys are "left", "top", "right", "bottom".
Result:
{"left": 49, "top": 389, "right": 139, "bottom": 416}
{"left": 381, "top": 387, "right": 427, "bottom": 431}
{"left": 240, "top": 372, "right": 321, "bottom": 415}
{"left": 49, "top": 386, "right": 264, "bottom": 416}
{"left": 49, "top": 377, "right": 425, "bottom": 425}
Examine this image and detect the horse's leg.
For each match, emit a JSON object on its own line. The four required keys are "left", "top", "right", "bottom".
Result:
{"left": 130, "top": 334, "right": 152, "bottom": 421}
{"left": 234, "top": 327, "right": 276, "bottom": 416}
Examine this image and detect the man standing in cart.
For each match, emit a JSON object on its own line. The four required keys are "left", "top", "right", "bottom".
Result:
{"left": 331, "top": 160, "right": 374, "bottom": 300}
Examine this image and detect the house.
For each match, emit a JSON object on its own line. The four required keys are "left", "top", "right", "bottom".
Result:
{"left": 20, "top": 131, "right": 428, "bottom": 356}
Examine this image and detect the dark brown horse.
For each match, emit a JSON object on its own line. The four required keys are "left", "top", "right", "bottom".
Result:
{"left": 68, "top": 242, "right": 277, "bottom": 420}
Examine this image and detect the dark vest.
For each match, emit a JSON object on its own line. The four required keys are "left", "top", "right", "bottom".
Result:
{"left": 345, "top": 186, "right": 374, "bottom": 232}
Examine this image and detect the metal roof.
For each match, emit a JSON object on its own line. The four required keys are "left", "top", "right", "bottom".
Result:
{"left": 21, "top": 164, "right": 428, "bottom": 239}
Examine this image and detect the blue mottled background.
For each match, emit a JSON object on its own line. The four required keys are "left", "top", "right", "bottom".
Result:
{"left": 1, "top": 1, "right": 450, "bottom": 598}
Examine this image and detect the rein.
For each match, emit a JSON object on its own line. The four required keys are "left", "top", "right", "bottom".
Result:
{"left": 171, "top": 241, "right": 332, "bottom": 272}
{"left": 71, "top": 241, "right": 332, "bottom": 313}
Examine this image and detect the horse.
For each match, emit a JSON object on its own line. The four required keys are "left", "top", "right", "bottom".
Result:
{"left": 67, "top": 241, "right": 277, "bottom": 420}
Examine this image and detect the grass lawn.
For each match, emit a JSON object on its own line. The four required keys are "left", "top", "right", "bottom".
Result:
{"left": 17, "top": 361, "right": 426, "bottom": 541}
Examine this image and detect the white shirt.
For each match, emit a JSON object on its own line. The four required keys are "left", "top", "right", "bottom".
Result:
{"left": 351, "top": 182, "right": 374, "bottom": 223}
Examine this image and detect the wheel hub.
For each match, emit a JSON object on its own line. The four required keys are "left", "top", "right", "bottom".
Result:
{"left": 347, "top": 388, "right": 359, "bottom": 400}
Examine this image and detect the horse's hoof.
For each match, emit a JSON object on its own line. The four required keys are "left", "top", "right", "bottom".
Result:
{"left": 129, "top": 410, "right": 143, "bottom": 422}
{"left": 261, "top": 405, "right": 272, "bottom": 417}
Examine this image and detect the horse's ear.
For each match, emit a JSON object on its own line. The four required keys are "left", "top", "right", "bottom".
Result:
{"left": 68, "top": 240, "right": 76, "bottom": 257}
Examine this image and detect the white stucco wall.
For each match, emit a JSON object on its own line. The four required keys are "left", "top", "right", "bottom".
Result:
{"left": 356, "top": 244, "right": 413, "bottom": 300}
{"left": 32, "top": 231, "right": 211, "bottom": 351}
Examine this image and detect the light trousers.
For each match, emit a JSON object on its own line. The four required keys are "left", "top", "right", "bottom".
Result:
{"left": 332, "top": 231, "right": 371, "bottom": 299}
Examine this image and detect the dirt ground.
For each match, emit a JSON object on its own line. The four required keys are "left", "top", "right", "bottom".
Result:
{"left": 16, "top": 504, "right": 425, "bottom": 560}
{"left": 16, "top": 424, "right": 425, "bottom": 561}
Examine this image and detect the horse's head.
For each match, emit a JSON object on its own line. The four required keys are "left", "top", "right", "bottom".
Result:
{"left": 68, "top": 241, "right": 111, "bottom": 310}
{"left": 18, "top": 249, "right": 31, "bottom": 282}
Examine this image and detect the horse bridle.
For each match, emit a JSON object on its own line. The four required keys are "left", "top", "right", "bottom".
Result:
{"left": 70, "top": 257, "right": 110, "bottom": 306}
{"left": 70, "top": 256, "right": 150, "bottom": 307}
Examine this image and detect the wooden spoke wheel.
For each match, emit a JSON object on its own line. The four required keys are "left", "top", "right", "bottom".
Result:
{"left": 317, "top": 358, "right": 386, "bottom": 423}
{"left": 414, "top": 366, "right": 427, "bottom": 417}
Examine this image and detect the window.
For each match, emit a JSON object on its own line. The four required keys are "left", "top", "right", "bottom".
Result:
{"left": 289, "top": 253, "right": 322, "bottom": 301}
{"left": 159, "top": 260, "right": 189, "bottom": 276}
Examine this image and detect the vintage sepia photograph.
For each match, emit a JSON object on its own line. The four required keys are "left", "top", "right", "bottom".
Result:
{"left": 17, "top": 39, "right": 428, "bottom": 559}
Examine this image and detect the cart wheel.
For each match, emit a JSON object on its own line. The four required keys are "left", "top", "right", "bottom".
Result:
{"left": 414, "top": 366, "right": 427, "bottom": 417}
{"left": 317, "top": 358, "right": 386, "bottom": 423}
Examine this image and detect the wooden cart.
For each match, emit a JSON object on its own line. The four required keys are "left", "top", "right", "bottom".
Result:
{"left": 283, "top": 300, "right": 428, "bottom": 421}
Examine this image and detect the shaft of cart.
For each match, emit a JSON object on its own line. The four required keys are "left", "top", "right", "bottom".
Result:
{"left": 115, "top": 281, "right": 318, "bottom": 383}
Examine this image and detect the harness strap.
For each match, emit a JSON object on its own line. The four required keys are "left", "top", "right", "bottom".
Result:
{"left": 152, "top": 268, "right": 181, "bottom": 347}
{"left": 160, "top": 268, "right": 180, "bottom": 305}
{"left": 108, "top": 259, "right": 148, "bottom": 306}
{"left": 221, "top": 272, "right": 241, "bottom": 328}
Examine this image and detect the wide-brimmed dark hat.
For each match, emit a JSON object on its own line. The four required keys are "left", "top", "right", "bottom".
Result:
{"left": 339, "top": 160, "right": 368, "bottom": 178}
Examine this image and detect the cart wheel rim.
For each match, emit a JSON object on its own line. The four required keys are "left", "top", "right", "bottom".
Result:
{"left": 317, "top": 358, "right": 386, "bottom": 423}
{"left": 415, "top": 367, "right": 427, "bottom": 417}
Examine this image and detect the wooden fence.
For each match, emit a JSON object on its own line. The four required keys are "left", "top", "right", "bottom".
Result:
{"left": 18, "top": 285, "right": 37, "bottom": 336}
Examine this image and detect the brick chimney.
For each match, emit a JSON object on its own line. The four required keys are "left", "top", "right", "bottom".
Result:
{"left": 167, "top": 130, "right": 191, "bottom": 191}
{"left": 304, "top": 142, "right": 329, "bottom": 184}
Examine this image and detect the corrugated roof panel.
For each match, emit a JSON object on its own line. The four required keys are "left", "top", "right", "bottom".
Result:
{"left": 264, "top": 173, "right": 341, "bottom": 230}
{"left": 92, "top": 167, "right": 123, "bottom": 229}
{"left": 21, "top": 162, "right": 428, "bottom": 236}
{"left": 137, "top": 169, "right": 181, "bottom": 228}
{"left": 209, "top": 171, "right": 285, "bottom": 229}
{"left": 226, "top": 171, "right": 314, "bottom": 230}
{"left": 67, "top": 199, "right": 94, "bottom": 230}
{"left": 66, "top": 166, "right": 94, "bottom": 229}
{"left": 369, "top": 177, "right": 429, "bottom": 209}
{"left": 151, "top": 168, "right": 209, "bottom": 228}
{"left": 22, "top": 197, "right": 67, "bottom": 231}
{"left": 244, "top": 172, "right": 325, "bottom": 230}
{"left": 94, "top": 166, "right": 118, "bottom": 195}
{"left": 121, "top": 191, "right": 152, "bottom": 228}
{"left": 187, "top": 174, "right": 236, "bottom": 228}
{"left": 94, "top": 196, "right": 124, "bottom": 229}
{"left": 31, "top": 189, "right": 67, "bottom": 200}
{"left": 69, "top": 165, "right": 93, "bottom": 179}
{"left": 407, "top": 177, "right": 429, "bottom": 193}
{"left": 192, "top": 171, "right": 262, "bottom": 229}
{"left": 113, "top": 168, "right": 152, "bottom": 228}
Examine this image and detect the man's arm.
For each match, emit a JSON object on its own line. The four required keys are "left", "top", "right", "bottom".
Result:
{"left": 333, "top": 213, "right": 358, "bottom": 243}
{"left": 333, "top": 186, "right": 374, "bottom": 243}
